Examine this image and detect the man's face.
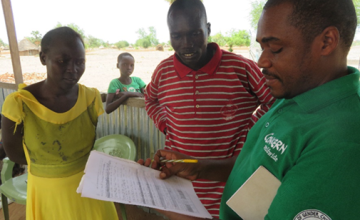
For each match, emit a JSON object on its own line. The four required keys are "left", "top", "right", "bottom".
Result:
{"left": 256, "top": 3, "right": 320, "bottom": 99}
{"left": 168, "top": 8, "right": 210, "bottom": 70}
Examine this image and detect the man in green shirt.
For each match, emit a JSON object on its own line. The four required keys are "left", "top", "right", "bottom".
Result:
{"left": 140, "top": 0, "right": 360, "bottom": 219}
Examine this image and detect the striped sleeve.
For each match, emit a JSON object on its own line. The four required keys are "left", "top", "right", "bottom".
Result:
{"left": 144, "top": 58, "right": 172, "bottom": 133}
{"left": 245, "top": 59, "right": 275, "bottom": 128}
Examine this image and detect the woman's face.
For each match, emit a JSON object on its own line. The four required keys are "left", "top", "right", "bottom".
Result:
{"left": 40, "top": 37, "right": 85, "bottom": 90}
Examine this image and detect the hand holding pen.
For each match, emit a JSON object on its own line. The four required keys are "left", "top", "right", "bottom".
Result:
{"left": 154, "top": 158, "right": 198, "bottom": 164}
{"left": 151, "top": 158, "right": 198, "bottom": 172}
{"left": 138, "top": 149, "right": 202, "bottom": 181}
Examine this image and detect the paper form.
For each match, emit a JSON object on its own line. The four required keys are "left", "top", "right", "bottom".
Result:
{"left": 77, "top": 150, "right": 212, "bottom": 219}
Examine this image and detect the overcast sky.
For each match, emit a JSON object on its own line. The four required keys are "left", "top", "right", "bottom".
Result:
{"left": 0, "top": 0, "right": 255, "bottom": 45}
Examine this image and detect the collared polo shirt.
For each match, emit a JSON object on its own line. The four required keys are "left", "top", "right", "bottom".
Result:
{"left": 145, "top": 43, "right": 274, "bottom": 217}
{"left": 220, "top": 67, "right": 360, "bottom": 220}
{"left": 173, "top": 43, "right": 222, "bottom": 79}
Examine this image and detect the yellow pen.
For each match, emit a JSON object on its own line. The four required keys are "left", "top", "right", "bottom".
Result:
{"left": 160, "top": 159, "right": 198, "bottom": 163}
{"left": 150, "top": 159, "right": 198, "bottom": 163}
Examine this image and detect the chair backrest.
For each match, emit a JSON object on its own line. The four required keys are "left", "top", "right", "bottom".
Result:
{"left": 1, "top": 158, "right": 15, "bottom": 183}
{"left": 0, "top": 158, "right": 28, "bottom": 205}
{"left": 93, "top": 134, "right": 136, "bottom": 161}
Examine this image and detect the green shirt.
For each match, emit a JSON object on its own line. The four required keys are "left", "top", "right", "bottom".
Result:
{"left": 107, "top": 77, "right": 146, "bottom": 93}
{"left": 220, "top": 67, "right": 360, "bottom": 220}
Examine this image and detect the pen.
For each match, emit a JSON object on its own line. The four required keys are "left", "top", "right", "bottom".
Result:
{"left": 151, "top": 159, "right": 198, "bottom": 163}
{"left": 160, "top": 159, "right": 198, "bottom": 163}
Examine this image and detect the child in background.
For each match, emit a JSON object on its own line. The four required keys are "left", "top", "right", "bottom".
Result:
{"left": 1, "top": 27, "right": 118, "bottom": 220}
{"left": 105, "top": 52, "right": 146, "bottom": 114}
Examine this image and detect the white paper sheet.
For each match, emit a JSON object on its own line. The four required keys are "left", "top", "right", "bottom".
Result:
{"left": 77, "top": 150, "right": 212, "bottom": 219}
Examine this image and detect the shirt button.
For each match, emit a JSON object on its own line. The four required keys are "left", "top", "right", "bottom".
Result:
{"left": 265, "top": 122, "right": 270, "bottom": 127}
{"left": 195, "top": 76, "right": 199, "bottom": 79}
{"left": 278, "top": 109, "right": 283, "bottom": 113}
{"left": 195, "top": 91, "right": 199, "bottom": 95}
{"left": 196, "top": 104, "right": 200, "bottom": 108}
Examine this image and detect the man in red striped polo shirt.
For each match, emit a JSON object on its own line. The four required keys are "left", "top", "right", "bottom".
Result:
{"left": 144, "top": 0, "right": 274, "bottom": 217}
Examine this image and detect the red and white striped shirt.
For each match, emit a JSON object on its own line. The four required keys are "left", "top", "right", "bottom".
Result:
{"left": 145, "top": 43, "right": 274, "bottom": 217}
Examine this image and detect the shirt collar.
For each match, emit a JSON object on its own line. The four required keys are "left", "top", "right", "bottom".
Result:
{"left": 292, "top": 66, "right": 360, "bottom": 113}
{"left": 173, "top": 43, "right": 223, "bottom": 78}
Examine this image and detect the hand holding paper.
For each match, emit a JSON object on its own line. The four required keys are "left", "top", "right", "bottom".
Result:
{"left": 78, "top": 150, "right": 212, "bottom": 219}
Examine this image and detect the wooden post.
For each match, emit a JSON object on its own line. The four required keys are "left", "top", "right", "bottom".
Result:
{"left": 1, "top": 0, "right": 23, "bottom": 89}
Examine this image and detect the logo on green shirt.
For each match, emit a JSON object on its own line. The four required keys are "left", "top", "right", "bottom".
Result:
{"left": 264, "top": 133, "right": 288, "bottom": 155}
{"left": 294, "top": 209, "right": 331, "bottom": 220}
{"left": 263, "top": 133, "right": 288, "bottom": 162}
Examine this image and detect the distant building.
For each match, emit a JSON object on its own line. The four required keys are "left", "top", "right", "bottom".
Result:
{"left": 18, "top": 38, "right": 39, "bottom": 56}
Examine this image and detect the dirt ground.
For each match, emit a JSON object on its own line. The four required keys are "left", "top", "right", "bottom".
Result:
{"left": 0, "top": 47, "right": 251, "bottom": 92}
{"left": 1, "top": 46, "right": 359, "bottom": 92}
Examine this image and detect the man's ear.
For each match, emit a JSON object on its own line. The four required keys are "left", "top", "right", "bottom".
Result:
{"left": 320, "top": 26, "right": 340, "bottom": 56}
{"left": 207, "top": 22, "right": 211, "bottom": 37}
{"left": 39, "top": 52, "right": 46, "bottom": 65}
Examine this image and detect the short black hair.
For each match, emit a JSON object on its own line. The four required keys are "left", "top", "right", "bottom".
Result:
{"left": 167, "top": 0, "right": 207, "bottom": 23}
{"left": 117, "top": 52, "right": 134, "bottom": 63}
{"left": 41, "top": 27, "right": 84, "bottom": 54}
{"left": 264, "top": 0, "right": 357, "bottom": 49}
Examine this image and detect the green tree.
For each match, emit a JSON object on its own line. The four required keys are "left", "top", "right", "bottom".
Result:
{"left": 250, "top": 0, "right": 360, "bottom": 30}
{"left": 135, "top": 27, "right": 159, "bottom": 48}
{"left": 226, "top": 29, "right": 251, "bottom": 47}
{"left": 354, "top": 0, "right": 360, "bottom": 24}
{"left": 209, "top": 32, "right": 227, "bottom": 46}
{"left": 148, "top": 27, "right": 159, "bottom": 46}
{"left": 102, "top": 41, "right": 111, "bottom": 48}
{"left": 26, "top": 30, "right": 42, "bottom": 44}
{"left": 54, "top": 22, "right": 86, "bottom": 40}
{"left": 114, "top": 40, "right": 129, "bottom": 49}
{"left": 249, "top": 0, "right": 266, "bottom": 30}
{"left": 136, "top": 38, "right": 151, "bottom": 48}
{"left": 87, "top": 35, "right": 103, "bottom": 48}
{"left": 136, "top": 28, "right": 147, "bottom": 39}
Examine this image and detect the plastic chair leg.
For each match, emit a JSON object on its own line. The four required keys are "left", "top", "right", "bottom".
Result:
{"left": 1, "top": 193, "right": 9, "bottom": 220}
{"left": 120, "top": 203, "right": 127, "bottom": 220}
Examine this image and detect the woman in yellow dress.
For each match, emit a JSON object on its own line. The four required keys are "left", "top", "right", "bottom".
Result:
{"left": 1, "top": 27, "right": 118, "bottom": 220}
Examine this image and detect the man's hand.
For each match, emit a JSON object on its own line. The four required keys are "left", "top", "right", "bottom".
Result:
{"left": 138, "top": 149, "right": 236, "bottom": 182}
{"left": 137, "top": 149, "right": 202, "bottom": 181}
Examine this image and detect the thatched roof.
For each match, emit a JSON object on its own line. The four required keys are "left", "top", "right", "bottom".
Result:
{"left": 18, "top": 38, "right": 38, "bottom": 51}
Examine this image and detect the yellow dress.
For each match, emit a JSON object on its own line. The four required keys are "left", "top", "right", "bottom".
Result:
{"left": 2, "top": 84, "right": 118, "bottom": 220}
